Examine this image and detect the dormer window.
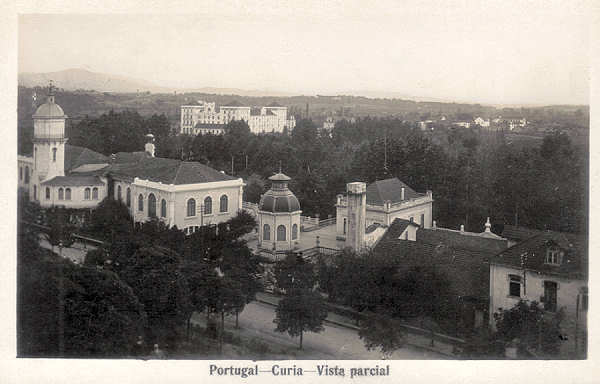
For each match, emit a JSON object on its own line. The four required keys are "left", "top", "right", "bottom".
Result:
{"left": 545, "top": 247, "right": 561, "bottom": 265}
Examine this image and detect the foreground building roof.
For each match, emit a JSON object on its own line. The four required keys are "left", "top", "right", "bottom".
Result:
{"left": 366, "top": 178, "right": 422, "bottom": 205}
{"left": 492, "top": 231, "right": 587, "bottom": 279}
{"left": 373, "top": 219, "right": 491, "bottom": 301}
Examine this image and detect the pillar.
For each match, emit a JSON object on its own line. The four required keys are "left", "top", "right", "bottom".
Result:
{"left": 345, "top": 182, "right": 366, "bottom": 252}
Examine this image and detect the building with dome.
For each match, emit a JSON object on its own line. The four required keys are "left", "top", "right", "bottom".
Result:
{"left": 257, "top": 172, "right": 301, "bottom": 251}
{"left": 18, "top": 84, "right": 245, "bottom": 234}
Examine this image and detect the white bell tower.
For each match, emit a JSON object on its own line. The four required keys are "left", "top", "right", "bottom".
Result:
{"left": 31, "top": 81, "right": 67, "bottom": 199}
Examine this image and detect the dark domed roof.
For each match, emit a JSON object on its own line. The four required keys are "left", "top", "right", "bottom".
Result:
{"left": 259, "top": 193, "right": 301, "bottom": 213}
{"left": 258, "top": 172, "right": 301, "bottom": 213}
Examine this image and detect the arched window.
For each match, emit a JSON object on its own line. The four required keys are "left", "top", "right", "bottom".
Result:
{"left": 65, "top": 188, "right": 71, "bottom": 200}
{"left": 25, "top": 166, "right": 29, "bottom": 184}
{"left": 138, "top": 194, "right": 144, "bottom": 212}
{"left": 263, "top": 224, "right": 270, "bottom": 240}
{"left": 117, "top": 185, "right": 122, "bottom": 200}
{"left": 58, "top": 188, "right": 64, "bottom": 200}
{"left": 220, "top": 195, "right": 228, "bottom": 213}
{"left": 292, "top": 224, "right": 298, "bottom": 240}
{"left": 52, "top": 148, "right": 57, "bottom": 162}
{"left": 84, "top": 187, "right": 91, "bottom": 200}
{"left": 126, "top": 187, "right": 131, "bottom": 207}
{"left": 148, "top": 193, "right": 157, "bottom": 218}
{"left": 45, "top": 187, "right": 51, "bottom": 200}
{"left": 187, "top": 198, "right": 196, "bottom": 217}
{"left": 204, "top": 196, "right": 212, "bottom": 215}
{"left": 161, "top": 199, "right": 167, "bottom": 218}
{"left": 277, "top": 225, "right": 286, "bottom": 241}
{"left": 19, "top": 167, "right": 22, "bottom": 181}
{"left": 92, "top": 187, "right": 99, "bottom": 200}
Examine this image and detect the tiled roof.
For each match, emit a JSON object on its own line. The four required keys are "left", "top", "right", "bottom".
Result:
{"left": 373, "top": 223, "right": 490, "bottom": 301}
{"left": 366, "top": 178, "right": 422, "bottom": 205}
{"left": 106, "top": 156, "right": 236, "bottom": 185}
{"left": 71, "top": 163, "right": 109, "bottom": 173}
{"left": 64, "top": 145, "right": 109, "bottom": 172}
{"left": 41, "top": 175, "right": 105, "bottom": 187}
{"left": 417, "top": 227, "right": 508, "bottom": 255}
{"left": 492, "top": 231, "right": 587, "bottom": 279}
{"left": 500, "top": 225, "right": 544, "bottom": 242}
{"left": 111, "top": 151, "right": 150, "bottom": 164}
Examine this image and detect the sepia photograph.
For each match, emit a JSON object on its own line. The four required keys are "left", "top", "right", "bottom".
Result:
{"left": 7, "top": 0, "right": 596, "bottom": 376}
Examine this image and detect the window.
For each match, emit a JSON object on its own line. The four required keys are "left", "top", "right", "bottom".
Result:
{"left": 65, "top": 188, "right": 71, "bottom": 200}
{"left": 545, "top": 248, "right": 561, "bottom": 265}
{"left": 33, "top": 185, "right": 36, "bottom": 200}
{"left": 343, "top": 218, "right": 347, "bottom": 235}
{"left": 84, "top": 187, "right": 91, "bottom": 200}
{"left": 292, "top": 224, "right": 298, "bottom": 240}
{"left": 277, "top": 225, "right": 286, "bottom": 241}
{"left": 220, "top": 195, "right": 228, "bottom": 212}
{"left": 92, "top": 187, "right": 98, "bottom": 200}
{"left": 421, "top": 213, "right": 425, "bottom": 226}
{"left": 52, "top": 148, "right": 57, "bottom": 162}
{"left": 138, "top": 194, "right": 144, "bottom": 212}
{"left": 263, "top": 224, "right": 270, "bottom": 240}
{"left": 148, "top": 193, "right": 156, "bottom": 218}
{"left": 509, "top": 275, "right": 522, "bottom": 298}
{"left": 19, "top": 167, "right": 22, "bottom": 181}
{"left": 204, "top": 196, "right": 212, "bottom": 215}
{"left": 543, "top": 281, "right": 558, "bottom": 312}
{"left": 117, "top": 185, "right": 122, "bottom": 201}
{"left": 187, "top": 198, "right": 196, "bottom": 217}
{"left": 45, "top": 187, "right": 51, "bottom": 199}
{"left": 126, "top": 188, "right": 131, "bottom": 207}
{"left": 25, "top": 166, "right": 29, "bottom": 184}
{"left": 161, "top": 199, "right": 167, "bottom": 218}
{"left": 58, "top": 188, "right": 64, "bottom": 200}
{"left": 581, "top": 287, "right": 588, "bottom": 311}
{"left": 410, "top": 217, "right": 414, "bottom": 223}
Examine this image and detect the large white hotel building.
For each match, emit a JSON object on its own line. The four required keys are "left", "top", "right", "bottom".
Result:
{"left": 180, "top": 100, "right": 296, "bottom": 135}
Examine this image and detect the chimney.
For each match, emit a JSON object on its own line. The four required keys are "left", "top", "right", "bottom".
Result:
{"left": 433, "top": 220, "right": 437, "bottom": 229}
{"left": 484, "top": 217, "right": 492, "bottom": 233}
{"left": 460, "top": 224, "right": 465, "bottom": 232}
{"left": 401, "top": 187, "right": 405, "bottom": 200}
{"left": 345, "top": 182, "right": 367, "bottom": 252}
{"left": 145, "top": 133, "right": 155, "bottom": 157}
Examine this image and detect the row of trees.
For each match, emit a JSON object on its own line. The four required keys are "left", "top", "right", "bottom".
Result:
{"left": 18, "top": 196, "right": 263, "bottom": 357}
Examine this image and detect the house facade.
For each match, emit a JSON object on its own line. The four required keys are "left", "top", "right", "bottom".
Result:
{"left": 489, "top": 230, "right": 587, "bottom": 357}
{"left": 335, "top": 178, "right": 433, "bottom": 241}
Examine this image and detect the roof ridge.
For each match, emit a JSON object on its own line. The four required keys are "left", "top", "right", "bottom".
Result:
{"left": 172, "top": 160, "right": 185, "bottom": 184}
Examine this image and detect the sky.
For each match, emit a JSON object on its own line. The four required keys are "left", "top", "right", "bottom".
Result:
{"left": 18, "top": 1, "right": 592, "bottom": 105}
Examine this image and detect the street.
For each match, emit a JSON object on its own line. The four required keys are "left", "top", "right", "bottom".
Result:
{"left": 193, "top": 300, "right": 447, "bottom": 359}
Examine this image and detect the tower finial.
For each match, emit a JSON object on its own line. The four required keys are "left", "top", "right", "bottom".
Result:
{"left": 47, "top": 80, "right": 56, "bottom": 103}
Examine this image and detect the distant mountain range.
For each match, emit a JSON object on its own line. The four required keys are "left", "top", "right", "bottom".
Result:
{"left": 18, "top": 68, "right": 297, "bottom": 97}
